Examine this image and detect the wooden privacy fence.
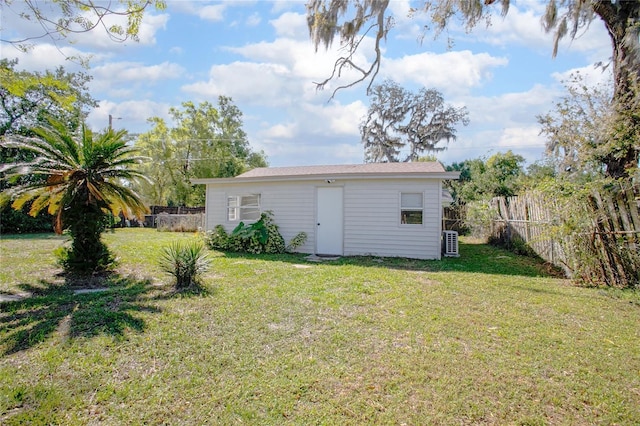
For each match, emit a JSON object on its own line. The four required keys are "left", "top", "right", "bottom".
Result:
{"left": 584, "top": 183, "right": 640, "bottom": 287}
{"left": 487, "top": 182, "right": 639, "bottom": 288}
{"left": 488, "top": 193, "right": 565, "bottom": 267}
{"left": 443, "top": 204, "right": 467, "bottom": 233}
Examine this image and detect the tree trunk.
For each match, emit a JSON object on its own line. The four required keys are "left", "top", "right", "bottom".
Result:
{"left": 593, "top": 1, "right": 640, "bottom": 178}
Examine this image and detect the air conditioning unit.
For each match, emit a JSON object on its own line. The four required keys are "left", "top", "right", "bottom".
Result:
{"left": 442, "top": 230, "right": 459, "bottom": 257}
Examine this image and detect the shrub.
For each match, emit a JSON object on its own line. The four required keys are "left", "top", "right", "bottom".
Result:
{"left": 159, "top": 241, "right": 211, "bottom": 289}
{"left": 202, "top": 211, "right": 301, "bottom": 255}
{"left": 286, "top": 232, "right": 307, "bottom": 253}
{"left": 205, "top": 225, "right": 229, "bottom": 251}
{"left": 230, "top": 216, "right": 269, "bottom": 254}
{"left": 263, "top": 212, "right": 285, "bottom": 254}
{"left": 55, "top": 242, "right": 116, "bottom": 274}
{"left": 0, "top": 204, "right": 53, "bottom": 234}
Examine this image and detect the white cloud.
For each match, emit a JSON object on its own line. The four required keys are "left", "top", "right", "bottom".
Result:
{"left": 87, "top": 99, "right": 171, "bottom": 133}
{"left": 93, "top": 61, "right": 186, "bottom": 83}
{"left": 551, "top": 64, "right": 613, "bottom": 88}
{"left": 0, "top": 1, "right": 169, "bottom": 67}
{"left": 260, "top": 123, "right": 297, "bottom": 139}
{"left": 382, "top": 50, "right": 508, "bottom": 96}
{"left": 250, "top": 99, "right": 368, "bottom": 166}
{"left": 136, "top": 13, "right": 171, "bottom": 46}
{"left": 89, "top": 61, "right": 186, "bottom": 97}
{"left": 434, "top": 83, "right": 560, "bottom": 165}
{"left": 301, "top": 101, "right": 367, "bottom": 136}
{"left": 246, "top": 12, "right": 262, "bottom": 27}
{"left": 219, "top": 35, "right": 377, "bottom": 103}
{"left": 458, "top": 2, "right": 610, "bottom": 62}
{"left": 199, "top": 4, "right": 227, "bottom": 22}
{"left": 182, "top": 61, "right": 295, "bottom": 106}
{"left": 60, "top": 10, "right": 169, "bottom": 50}
{"left": 270, "top": 0, "right": 300, "bottom": 14}
{"left": 270, "top": 12, "right": 308, "bottom": 38}
{"left": 461, "top": 84, "right": 558, "bottom": 127}
{"left": 2, "top": 43, "right": 91, "bottom": 72}
{"left": 496, "top": 126, "right": 546, "bottom": 150}
{"left": 254, "top": 136, "right": 363, "bottom": 167}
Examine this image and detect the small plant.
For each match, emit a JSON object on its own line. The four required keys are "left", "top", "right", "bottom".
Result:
{"left": 54, "top": 239, "right": 116, "bottom": 274}
{"left": 263, "top": 211, "right": 285, "bottom": 254}
{"left": 205, "top": 225, "right": 230, "bottom": 251}
{"left": 202, "top": 211, "right": 303, "bottom": 255}
{"left": 286, "top": 232, "right": 307, "bottom": 252}
{"left": 159, "top": 240, "right": 211, "bottom": 289}
{"left": 231, "top": 217, "right": 269, "bottom": 254}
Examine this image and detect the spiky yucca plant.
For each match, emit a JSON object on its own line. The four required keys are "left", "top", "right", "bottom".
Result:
{"left": 159, "top": 241, "right": 211, "bottom": 289}
{"left": 0, "top": 118, "right": 149, "bottom": 273}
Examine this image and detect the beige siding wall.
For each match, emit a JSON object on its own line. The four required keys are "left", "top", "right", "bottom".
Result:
{"left": 343, "top": 179, "right": 442, "bottom": 260}
{"left": 204, "top": 177, "right": 443, "bottom": 259}
{"left": 205, "top": 182, "right": 316, "bottom": 253}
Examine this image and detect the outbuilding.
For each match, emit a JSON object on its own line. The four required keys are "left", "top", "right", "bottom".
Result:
{"left": 192, "top": 162, "right": 459, "bottom": 260}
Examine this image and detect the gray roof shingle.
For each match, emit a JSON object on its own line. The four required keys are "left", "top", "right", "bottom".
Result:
{"left": 237, "top": 162, "right": 446, "bottom": 178}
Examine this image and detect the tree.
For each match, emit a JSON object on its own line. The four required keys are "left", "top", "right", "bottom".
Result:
{"left": 133, "top": 117, "right": 175, "bottom": 206}
{"left": 0, "top": 59, "right": 96, "bottom": 137}
{"left": 0, "top": 118, "right": 149, "bottom": 273}
{"left": 307, "top": 0, "right": 640, "bottom": 177}
{"left": 136, "top": 98, "right": 267, "bottom": 206}
{"left": 447, "top": 151, "right": 525, "bottom": 203}
{"left": 362, "top": 80, "right": 468, "bottom": 162}
{"left": 538, "top": 73, "right": 613, "bottom": 177}
{"left": 0, "top": 59, "right": 97, "bottom": 233}
{"left": 0, "top": 0, "right": 165, "bottom": 53}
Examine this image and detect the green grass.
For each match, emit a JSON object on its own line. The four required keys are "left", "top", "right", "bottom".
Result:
{"left": 1, "top": 229, "right": 639, "bottom": 424}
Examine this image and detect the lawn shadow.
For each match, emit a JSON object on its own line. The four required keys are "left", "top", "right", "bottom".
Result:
{"left": 213, "top": 238, "right": 565, "bottom": 279}
{"left": 0, "top": 273, "right": 161, "bottom": 356}
{"left": 154, "top": 282, "right": 216, "bottom": 301}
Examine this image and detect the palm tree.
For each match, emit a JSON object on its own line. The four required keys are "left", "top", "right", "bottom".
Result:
{"left": 1, "top": 118, "right": 149, "bottom": 273}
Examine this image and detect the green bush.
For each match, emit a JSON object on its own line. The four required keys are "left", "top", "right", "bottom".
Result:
{"left": 0, "top": 203, "right": 53, "bottom": 234}
{"left": 286, "top": 232, "right": 307, "bottom": 253}
{"left": 263, "top": 212, "right": 285, "bottom": 254}
{"left": 230, "top": 215, "right": 269, "bottom": 254}
{"left": 206, "top": 225, "right": 230, "bottom": 251}
{"left": 203, "top": 211, "right": 303, "bottom": 255}
{"left": 54, "top": 242, "right": 116, "bottom": 274}
{"left": 159, "top": 240, "right": 211, "bottom": 289}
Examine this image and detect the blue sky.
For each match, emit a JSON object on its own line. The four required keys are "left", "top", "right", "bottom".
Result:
{"left": 2, "top": 0, "right": 612, "bottom": 167}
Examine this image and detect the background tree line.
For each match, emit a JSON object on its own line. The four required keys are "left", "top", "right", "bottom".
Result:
{"left": 0, "top": 59, "right": 267, "bottom": 233}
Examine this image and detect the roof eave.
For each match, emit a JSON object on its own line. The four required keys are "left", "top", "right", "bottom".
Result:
{"left": 192, "top": 171, "right": 460, "bottom": 185}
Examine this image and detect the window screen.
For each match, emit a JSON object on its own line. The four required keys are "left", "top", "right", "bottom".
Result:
{"left": 400, "top": 192, "right": 423, "bottom": 225}
{"left": 227, "top": 194, "right": 261, "bottom": 221}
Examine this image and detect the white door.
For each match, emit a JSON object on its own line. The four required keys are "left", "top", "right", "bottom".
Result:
{"left": 316, "top": 187, "right": 343, "bottom": 255}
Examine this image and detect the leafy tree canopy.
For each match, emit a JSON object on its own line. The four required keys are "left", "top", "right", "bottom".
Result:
{"left": 361, "top": 80, "right": 468, "bottom": 163}
{"left": 0, "top": 0, "right": 165, "bottom": 54}
{"left": 446, "top": 150, "right": 525, "bottom": 203}
{"left": 307, "top": 0, "right": 640, "bottom": 177}
{"left": 0, "top": 59, "right": 98, "bottom": 232}
{"left": 135, "top": 98, "right": 268, "bottom": 207}
{"left": 538, "top": 72, "right": 613, "bottom": 178}
{"left": 0, "top": 118, "right": 148, "bottom": 272}
{"left": 0, "top": 58, "right": 96, "bottom": 137}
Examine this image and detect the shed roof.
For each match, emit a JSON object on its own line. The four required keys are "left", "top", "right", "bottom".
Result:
{"left": 192, "top": 162, "right": 459, "bottom": 184}
{"left": 237, "top": 162, "right": 446, "bottom": 178}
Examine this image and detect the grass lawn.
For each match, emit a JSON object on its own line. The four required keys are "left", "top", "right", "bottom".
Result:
{"left": 1, "top": 228, "right": 639, "bottom": 425}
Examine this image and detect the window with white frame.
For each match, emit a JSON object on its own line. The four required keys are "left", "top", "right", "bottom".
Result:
{"left": 400, "top": 192, "right": 423, "bottom": 225}
{"left": 227, "top": 194, "right": 261, "bottom": 221}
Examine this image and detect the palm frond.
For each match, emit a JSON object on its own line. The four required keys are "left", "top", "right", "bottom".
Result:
{"left": 3, "top": 117, "right": 151, "bottom": 235}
